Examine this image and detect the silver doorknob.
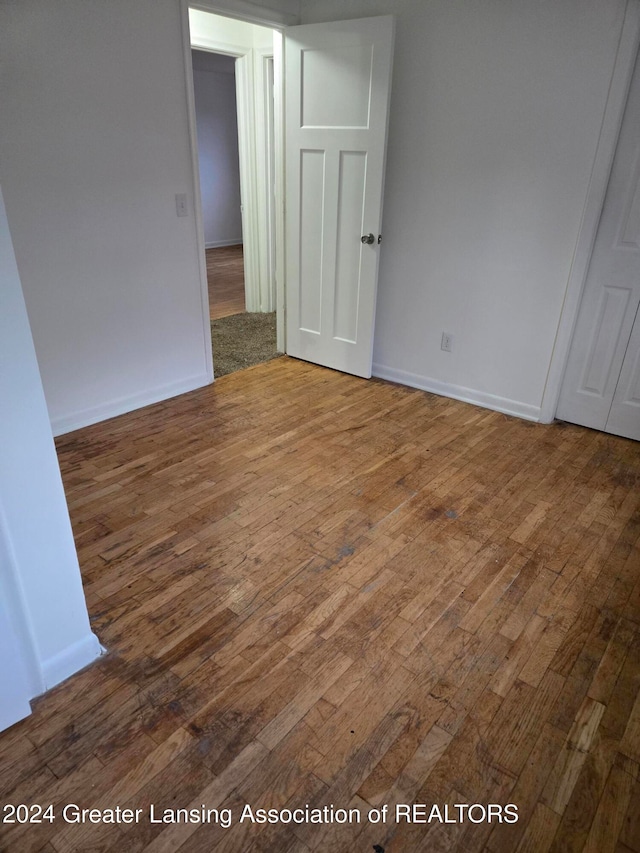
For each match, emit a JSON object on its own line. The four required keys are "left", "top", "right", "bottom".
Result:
{"left": 361, "top": 233, "right": 375, "bottom": 245}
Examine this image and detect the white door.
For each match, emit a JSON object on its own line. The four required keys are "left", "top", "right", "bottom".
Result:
{"left": 284, "top": 16, "right": 394, "bottom": 378}
{"left": 557, "top": 51, "right": 640, "bottom": 441}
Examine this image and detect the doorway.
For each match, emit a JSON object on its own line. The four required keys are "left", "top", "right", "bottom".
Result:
{"left": 184, "top": 7, "right": 395, "bottom": 383}
{"left": 191, "top": 49, "right": 245, "bottom": 322}
{"left": 188, "top": 8, "right": 281, "bottom": 376}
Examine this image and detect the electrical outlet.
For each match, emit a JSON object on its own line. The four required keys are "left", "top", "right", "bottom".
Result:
{"left": 441, "top": 332, "right": 453, "bottom": 352}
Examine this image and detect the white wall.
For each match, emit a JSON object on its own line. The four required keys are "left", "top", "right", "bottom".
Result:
{"left": 0, "top": 185, "right": 100, "bottom": 721}
{"left": 193, "top": 51, "right": 243, "bottom": 247}
{"left": 301, "top": 0, "right": 629, "bottom": 420}
{"left": 0, "top": 0, "right": 213, "bottom": 435}
{"left": 3, "top": 0, "right": 626, "bottom": 430}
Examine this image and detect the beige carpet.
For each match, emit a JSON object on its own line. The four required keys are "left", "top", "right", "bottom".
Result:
{"left": 211, "top": 311, "right": 282, "bottom": 378}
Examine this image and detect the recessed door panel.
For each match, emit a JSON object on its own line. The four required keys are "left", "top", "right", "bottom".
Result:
{"left": 299, "top": 150, "right": 325, "bottom": 334}
{"left": 618, "top": 148, "right": 640, "bottom": 248}
{"left": 301, "top": 46, "right": 373, "bottom": 129}
{"left": 333, "top": 151, "right": 367, "bottom": 343}
{"left": 606, "top": 303, "right": 640, "bottom": 439}
{"left": 580, "top": 287, "right": 631, "bottom": 395}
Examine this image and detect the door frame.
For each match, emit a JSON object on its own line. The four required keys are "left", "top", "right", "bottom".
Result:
{"left": 180, "top": 0, "right": 288, "bottom": 366}
{"left": 540, "top": 0, "right": 640, "bottom": 423}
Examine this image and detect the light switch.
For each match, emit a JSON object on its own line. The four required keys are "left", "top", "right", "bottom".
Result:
{"left": 175, "top": 193, "right": 188, "bottom": 217}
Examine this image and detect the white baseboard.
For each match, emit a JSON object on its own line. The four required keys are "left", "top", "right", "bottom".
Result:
{"left": 372, "top": 364, "right": 541, "bottom": 422}
{"left": 41, "top": 632, "right": 103, "bottom": 692}
{"left": 51, "top": 372, "right": 213, "bottom": 437}
{"left": 205, "top": 239, "right": 243, "bottom": 249}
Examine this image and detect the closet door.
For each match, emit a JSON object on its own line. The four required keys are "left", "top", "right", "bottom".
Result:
{"left": 556, "top": 52, "right": 640, "bottom": 439}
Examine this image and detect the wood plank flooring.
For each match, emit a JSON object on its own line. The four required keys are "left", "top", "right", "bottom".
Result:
{"left": 207, "top": 245, "right": 245, "bottom": 320}
{"left": 1, "top": 357, "right": 639, "bottom": 852}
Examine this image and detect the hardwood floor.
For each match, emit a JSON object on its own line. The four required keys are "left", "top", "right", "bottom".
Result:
{"left": 207, "top": 245, "right": 245, "bottom": 320}
{"left": 2, "top": 357, "right": 640, "bottom": 853}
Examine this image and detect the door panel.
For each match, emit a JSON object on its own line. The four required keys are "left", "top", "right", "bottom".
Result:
{"left": 299, "top": 150, "right": 325, "bottom": 333}
{"left": 334, "top": 151, "right": 367, "bottom": 343}
{"left": 606, "top": 302, "right": 640, "bottom": 439}
{"left": 302, "top": 45, "right": 373, "bottom": 127}
{"left": 557, "top": 51, "right": 640, "bottom": 437}
{"left": 285, "top": 17, "right": 394, "bottom": 378}
{"left": 581, "top": 286, "right": 633, "bottom": 397}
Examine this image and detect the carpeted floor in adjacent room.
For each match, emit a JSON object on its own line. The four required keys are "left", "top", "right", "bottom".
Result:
{"left": 211, "top": 311, "right": 282, "bottom": 378}
{"left": 206, "top": 245, "right": 282, "bottom": 378}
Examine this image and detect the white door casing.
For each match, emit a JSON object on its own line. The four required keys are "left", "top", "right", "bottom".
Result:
{"left": 556, "top": 50, "right": 640, "bottom": 441}
{"left": 284, "top": 16, "right": 395, "bottom": 378}
{"left": 187, "top": 8, "right": 277, "bottom": 317}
